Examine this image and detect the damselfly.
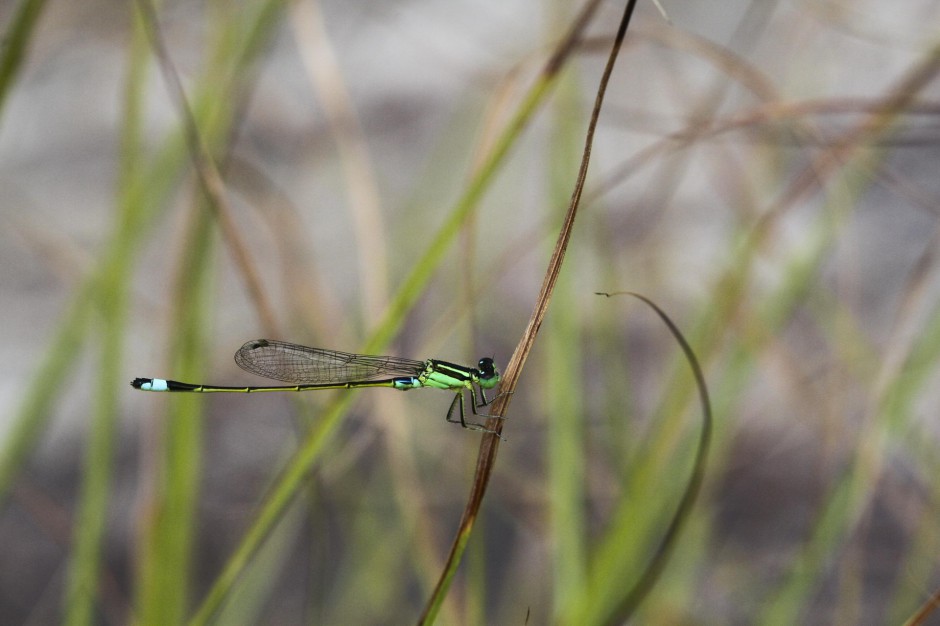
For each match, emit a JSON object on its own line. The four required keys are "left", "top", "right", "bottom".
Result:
{"left": 132, "top": 339, "right": 503, "bottom": 433}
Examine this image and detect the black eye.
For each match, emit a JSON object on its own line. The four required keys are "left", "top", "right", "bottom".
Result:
{"left": 478, "top": 358, "right": 495, "bottom": 374}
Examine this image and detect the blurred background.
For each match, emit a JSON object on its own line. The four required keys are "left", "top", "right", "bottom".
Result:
{"left": 2, "top": 0, "right": 940, "bottom": 624}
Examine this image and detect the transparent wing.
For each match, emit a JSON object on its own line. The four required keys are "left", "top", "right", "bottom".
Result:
{"left": 233, "top": 339, "right": 427, "bottom": 384}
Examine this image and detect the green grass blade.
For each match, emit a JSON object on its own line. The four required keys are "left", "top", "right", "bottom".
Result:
{"left": 0, "top": 0, "right": 48, "bottom": 114}
{"left": 136, "top": 207, "right": 213, "bottom": 626}
{"left": 545, "top": 63, "right": 588, "bottom": 621}
{"left": 62, "top": 292, "right": 128, "bottom": 626}
{"left": 62, "top": 11, "right": 152, "bottom": 619}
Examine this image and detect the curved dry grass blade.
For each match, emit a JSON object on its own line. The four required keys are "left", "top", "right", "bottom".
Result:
{"left": 594, "top": 291, "right": 713, "bottom": 624}
{"left": 135, "top": 0, "right": 280, "bottom": 335}
{"left": 417, "top": 1, "right": 640, "bottom": 623}
{"left": 289, "top": 0, "right": 390, "bottom": 327}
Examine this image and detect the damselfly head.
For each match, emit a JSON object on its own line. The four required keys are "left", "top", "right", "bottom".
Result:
{"left": 477, "top": 356, "right": 499, "bottom": 389}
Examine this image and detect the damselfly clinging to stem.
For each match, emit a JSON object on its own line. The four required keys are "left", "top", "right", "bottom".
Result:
{"left": 132, "top": 339, "right": 504, "bottom": 433}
